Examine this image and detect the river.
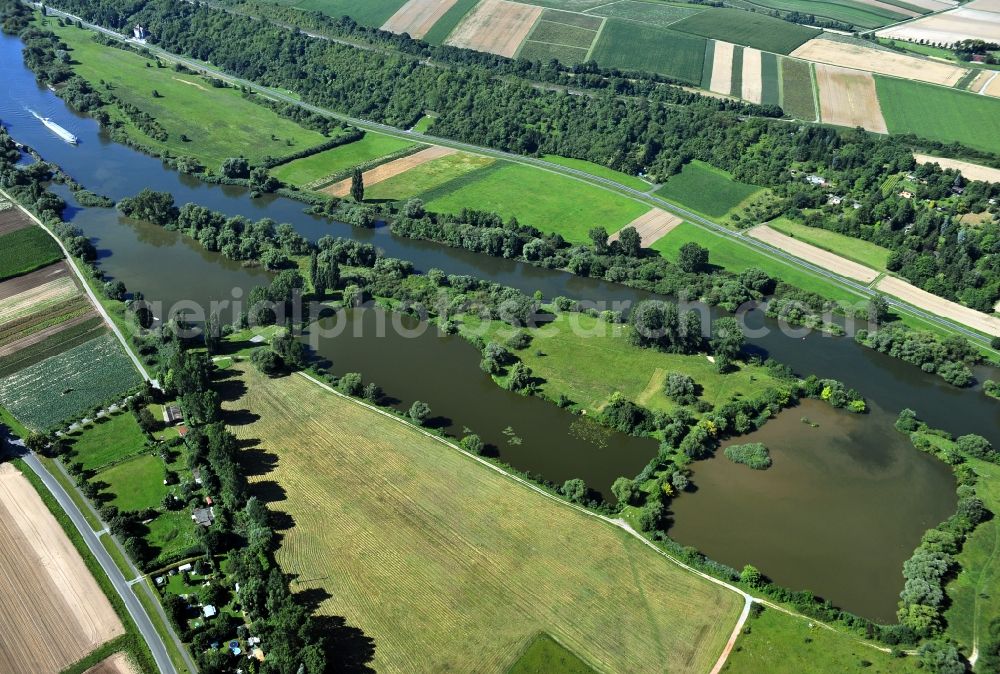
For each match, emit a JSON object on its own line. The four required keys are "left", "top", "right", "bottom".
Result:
{"left": 1, "top": 28, "right": 992, "bottom": 620}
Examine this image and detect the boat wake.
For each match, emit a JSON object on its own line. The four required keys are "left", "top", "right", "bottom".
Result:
{"left": 27, "top": 108, "right": 78, "bottom": 144}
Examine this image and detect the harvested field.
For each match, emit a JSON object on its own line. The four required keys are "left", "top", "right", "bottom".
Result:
{"left": 321, "top": 146, "right": 456, "bottom": 197}
{"left": 969, "top": 0, "right": 1000, "bottom": 10}
{"left": 83, "top": 653, "right": 139, "bottom": 674}
{"left": 814, "top": 64, "right": 888, "bottom": 133}
{"left": 381, "top": 0, "right": 460, "bottom": 39}
{"left": 445, "top": 0, "right": 543, "bottom": 57}
{"left": 747, "top": 224, "right": 881, "bottom": 283}
{"left": 984, "top": 72, "right": 1000, "bottom": 97}
{"left": 609, "top": 209, "right": 682, "bottom": 247}
{"left": 0, "top": 260, "right": 69, "bottom": 301}
{"left": 225, "top": 365, "right": 742, "bottom": 674}
{"left": 791, "top": 37, "right": 967, "bottom": 86}
{"left": 913, "top": 153, "right": 1000, "bottom": 184}
{"left": 855, "top": 0, "right": 920, "bottom": 17}
{"left": 877, "top": 275, "right": 1000, "bottom": 337}
{"left": 906, "top": 0, "right": 957, "bottom": 9}
{"left": 0, "top": 208, "right": 32, "bottom": 236}
{"left": 709, "top": 40, "right": 735, "bottom": 94}
{"left": 0, "top": 463, "right": 124, "bottom": 674}
{"left": 877, "top": 6, "right": 1000, "bottom": 45}
{"left": 742, "top": 47, "right": 763, "bottom": 103}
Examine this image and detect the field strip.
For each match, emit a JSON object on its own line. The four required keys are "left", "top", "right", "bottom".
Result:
{"left": 877, "top": 276, "right": 1000, "bottom": 337}
{"left": 0, "top": 260, "right": 69, "bottom": 301}
{"left": 855, "top": 0, "right": 920, "bottom": 17}
{"left": 913, "top": 153, "right": 1000, "bottom": 183}
{"left": 982, "top": 71, "right": 1000, "bottom": 96}
{"left": 709, "top": 41, "right": 735, "bottom": 94}
{"left": 791, "top": 37, "right": 967, "bottom": 86}
{"left": 814, "top": 64, "right": 888, "bottom": 134}
{"left": 741, "top": 47, "right": 763, "bottom": 104}
{"left": 0, "top": 276, "right": 79, "bottom": 324}
{"left": 320, "top": 146, "right": 456, "bottom": 197}
{"left": 0, "top": 312, "right": 99, "bottom": 358}
{"left": 876, "top": 7, "right": 1000, "bottom": 45}
{"left": 381, "top": 0, "right": 460, "bottom": 39}
{"left": 610, "top": 208, "right": 682, "bottom": 246}
{"left": 747, "top": 224, "right": 881, "bottom": 283}
{"left": 445, "top": 0, "right": 543, "bottom": 58}
{"left": 0, "top": 209, "right": 33, "bottom": 236}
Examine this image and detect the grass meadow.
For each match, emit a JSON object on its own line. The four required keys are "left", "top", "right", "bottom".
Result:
{"left": 766, "top": 217, "right": 890, "bottom": 270}
{"left": 669, "top": 8, "right": 819, "bottom": 54}
{"left": 365, "top": 153, "right": 495, "bottom": 201}
{"left": 144, "top": 510, "right": 199, "bottom": 564}
{"left": 875, "top": 77, "right": 1000, "bottom": 155}
{"left": 49, "top": 19, "right": 329, "bottom": 168}
{"left": 459, "top": 310, "right": 787, "bottom": 415}
{"left": 222, "top": 364, "right": 742, "bottom": 673}
{"left": 508, "top": 633, "right": 597, "bottom": 674}
{"left": 271, "top": 133, "right": 417, "bottom": 186}
{"left": 780, "top": 58, "right": 817, "bottom": 120}
{"left": 423, "top": 162, "right": 649, "bottom": 243}
{"left": 66, "top": 411, "right": 149, "bottom": 472}
{"left": 654, "top": 160, "right": 761, "bottom": 218}
{"left": 540, "top": 154, "right": 651, "bottom": 191}
{"left": 589, "top": 21, "right": 706, "bottom": 84}
{"left": 651, "top": 221, "right": 866, "bottom": 305}
{"left": 0, "top": 227, "right": 62, "bottom": 281}
{"left": 96, "top": 454, "right": 167, "bottom": 511}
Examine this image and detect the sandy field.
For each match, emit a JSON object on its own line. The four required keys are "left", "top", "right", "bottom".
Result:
{"left": 983, "top": 72, "right": 1000, "bottom": 97}
{"left": 814, "top": 64, "right": 888, "bottom": 134}
{"left": 709, "top": 41, "right": 735, "bottom": 95}
{"left": 748, "top": 224, "right": 881, "bottom": 283}
{"left": 877, "top": 275, "right": 1000, "bottom": 337}
{"left": 913, "top": 153, "right": 1000, "bottom": 184}
{"left": 792, "top": 37, "right": 967, "bottom": 86}
{"left": 856, "top": 0, "right": 920, "bottom": 17}
{"left": 83, "top": 653, "right": 139, "bottom": 674}
{"left": 609, "top": 209, "right": 682, "bottom": 247}
{"left": 0, "top": 464, "right": 124, "bottom": 674}
{"left": 876, "top": 7, "right": 1000, "bottom": 45}
{"left": 445, "top": 0, "right": 543, "bottom": 58}
{"left": 741, "top": 47, "right": 763, "bottom": 104}
{"left": 382, "top": 0, "right": 460, "bottom": 39}
{"left": 321, "top": 146, "right": 456, "bottom": 197}
{"left": 0, "top": 208, "right": 32, "bottom": 237}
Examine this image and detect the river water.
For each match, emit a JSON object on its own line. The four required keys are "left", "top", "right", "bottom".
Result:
{"left": 1, "top": 29, "right": 992, "bottom": 619}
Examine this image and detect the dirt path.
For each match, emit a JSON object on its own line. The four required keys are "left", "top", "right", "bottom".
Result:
{"left": 321, "top": 145, "right": 455, "bottom": 197}
{"left": 445, "top": 0, "right": 543, "bottom": 58}
{"left": 748, "top": 224, "right": 881, "bottom": 283}
{"left": 382, "top": 0, "right": 460, "bottom": 39}
{"left": 877, "top": 275, "right": 1000, "bottom": 337}
{"left": 171, "top": 77, "right": 208, "bottom": 91}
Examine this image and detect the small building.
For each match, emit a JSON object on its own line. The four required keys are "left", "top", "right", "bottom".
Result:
{"left": 155, "top": 576, "right": 166, "bottom": 587}
{"left": 202, "top": 604, "right": 217, "bottom": 618}
{"left": 166, "top": 405, "right": 183, "bottom": 425}
{"left": 898, "top": 190, "right": 914, "bottom": 199}
{"left": 133, "top": 24, "right": 147, "bottom": 40}
{"left": 805, "top": 174, "right": 826, "bottom": 186}
{"left": 176, "top": 425, "right": 189, "bottom": 438}
{"left": 192, "top": 507, "right": 215, "bottom": 527}
{"left": 205, "top": 495, "right": 214, "bottom": 506}
{"left": 178, "top": 563, "right": 193, "bottom": 573}
{"left": 826, "top": 194, "right": 843, "bottom": 206}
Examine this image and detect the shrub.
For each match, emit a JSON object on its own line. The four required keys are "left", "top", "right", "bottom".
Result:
{"left": 664, "top": 372, "right": 696, "bottom": 404}
{"left": 724, "top": 442, "right": 772, "bottom": 470}
{"left": 409, "top": 400, "right": 431, "bottom": 425}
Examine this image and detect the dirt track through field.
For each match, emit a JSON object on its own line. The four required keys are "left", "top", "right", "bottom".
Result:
{"left": 877, "top": 7, "right": 1000, "bottom": 46}
{"left": 321, "top": 146, "right": 455, "bottom": 197}
{"left": 445, "top": 0, "right": 543, "bottom": 57}
{"left": 913, "top": 153, "right": 1000, "bottom": 184}
{"left": 382, "top": 0, "right": 460, "bottom": 39}
{"left": 814, "top": 64, "right": 888, "bottom": 134}
{"left": 747, "top": 224, "right": 881, "bottom": 283}
{"left": 610, "top": 209, "right": 682, "bottom": 247}
{"left": 0, "top": 464, "right": 123, "bottom": 674}
{"left": 709, "top": 41, "right": 735, "bottom": 95}
{"left": 877, "top": 275, "right": 1000, "bottom": 337}
{"left": 792, "top": 37, "right": 967, "bottom": 86}
{"left": 741, "top": 47, "right": 763, "bottom": 104}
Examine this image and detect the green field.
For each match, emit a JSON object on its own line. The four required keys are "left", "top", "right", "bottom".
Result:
{"left": 0, "top": 227, "right": 62, "bottom": 281}
{"left": 651, "top": 221, "right": 866, "bottom": 305}
{"left": 0, "top": 317, "right": 106, "bottom": 378}
{"left": 144, "top": 509, "right": 199, "bottom": 563}
{"left": 271, "top": 133, "right": 417, "bottom": 186}
{"left": 48, "top": 19, "right": 329, "bottom": 168}
{"left": 761, "top": 52, "right": 780, "bottom": 106}
{"left": 766, "top": 217, "right": 890, "bottom": 270}
{"left": 589, "top": 21, "right": 706, "bottom": 84}
{"left": 876, "top": 77, "right": 1000, "bottom": 155}
{"left": 780, "top": 57, "right": 817, "bottom": 120}
{"left": 66, "top": 411, "right": 149, "bottom": 472}
{"left": 730, "top": 46, "right": 744, "bottom": 98}
{"left": 724, "top": 606, "right": 921, "bottom": 673}
{"left": 460, "top": 310, "right": 786, "bottom": 415}
{"left": 422, "top": 0, "right": 480, "bottom": 44}
{"left": 669, "top": 8, "right": 819, "bottom": 54}
{"left": 97, "top": 454, "right": 167, "bottom": 511}
{"left": 365, "top": 152, "right": 495, "bottom": 201}
{"left": 423, "top": 162, "right": 649, "bottom": 243}
{"left": 517, "top": 11, "right": 600, "bottom": 65}
{"left": 654, "top": 160, "right": 761, "bottom": 218}
{"left": 586, "top": 0, "right": 702, "bottom": 28}
{"left": 223, "top": 364, "right": 743, "bottom": 673}
{"left": 508, "top": 633, "right": 597, "bottom": 674}
{"left": 540, "top": 154, "right": 650, "bottom": 191}
{"left": 260, "top": 0, "right": 406, "bottom": 26}
{"left": 740, "top": 0, "right": 909, "bottom": 29}
{"left": 518, "top": 41, "right": 591, "bottom": 64}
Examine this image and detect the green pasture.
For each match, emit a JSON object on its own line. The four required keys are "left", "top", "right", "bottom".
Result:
{"left": 365, "top": 152, "right": 495, "bottom": 201}
{"left": 766, "top": 217, "right": 889, "bottom": 270}
{"left": 589, "top": 21, "right": 706, "bottom": 83}
{"left": 654, "top": 161, "right": 761, "bottom": 218}
{"left": 507, "top": 633, "right": 597, "bottom": 674}
{"left": 67, "top": 411, "right": 149, "bottom": 471}
{"left": 96, "top": 453, "right": 167, "bottom": 511}
{"left": 669, "top": 8, "right": 819, "bottom": 54}
{"left": 540, "top": 154, "right": 650, "bottom": 191}
{"left": 272, "top": 133, "right": 417, "bottom": 186}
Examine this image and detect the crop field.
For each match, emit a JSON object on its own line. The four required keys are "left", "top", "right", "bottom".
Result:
{"left": 0, "top": 207, "right": 31, "bottom": 236}
{"left": 460, "top": 310, "right": 785, "bottom": 415}
{"left": 766, "top": 217, "right": 890, "bottom": 270}
{"left": 445, "top": 0, "right": 544, "bottom": 58}
{"left": 748, "top": 224, "right": 880, "bottom": 283}
{"left": 730, "top": 46, "right": 744, "bottom": 96}
{"left": 706, "top": 40, "right": 734, "bottom": 94}
{"left": 760, "top": 52, "right": 780, "bottom": 106}
{"left": 364, "top": 152, "right": 495, "bottom": 201}
{"left": 815, "top": 64, "right": 887, "bottom": 133}
{"left": 780, "top": 57, "right": 817, "bottom": 120}
{"left": 669, "top": 8, "right": 819, "bottom": 54}
{"left": 0, "top": 334, "right": 143, "bottom": 430}
{"left": 66, "top": 412, "right": 149, "bottom": 472}
{"left": 651, "top": 222, "right": 867, "bottom": 305}
{"left": 877, "top": 5, "right": 1000, "bottom": 45}
{"left": 0, "top": 317, "right": 107, "bottom": 379}
{"left": 585, "top": 0, "right": 703, "bottom": 28}
{"left": 913, "top": 153, "right": 1000, "bottom": 184}
{"left": 742, "top": 0, "right": 916, "bottom": 29}
{"left": 609, "top": 208, "right": 682, "bottom": 247}
{"left": 876, "top": 77, "right": 1000, "bottom": 155}
{"left": 589, "top": 21, "right": 706, "bottom": 83}
{"left": 97, "top": 454, "right": 167, "bottom": 511}
{"left": 540, "top": 154, "right": 651, "bottom": 191}
{"left": 0, "top": 225, "right": 62, "bottom": 281}
{"left": 516, "top": 9, "right": 601, "bottom": 64}
{"left": 0, "top": 463, "right": 124, "bottom": 674}
{"left": 260, "top": 0, "right": 408, "bottom": 26}
{"left": 322, "top": 146, "right": 457, "bottom": 196}
{"left": 423, "top": 0, "right": 481, "bottom": 43}
{"left": 270, "top": 133, "right": 417, "bottom": 187}
{"left": 224, "top": 365, "right": 743, "bottom": 673}
{"left": 876, "top": 274, "right": 1000, "bottom": 337}
{"left": 654, "top": 160, "right": 761, "bottom": 218}
{"left": 791, "top": 37, "right": 967, "bottom": 87}
{"left": 381, "top": 0, "right": 462, "bottom": 39}
{"left": 741, "top": 47, "right": 763, "bottom": 103}
{"left": 50, "top": 20, "right": 329, "bottom": 168}
{"left": 423, "top": 162, "right": 649, "bottom": 243}
{"left": 0, "top": 275, "right": 79, "bottom": 325}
